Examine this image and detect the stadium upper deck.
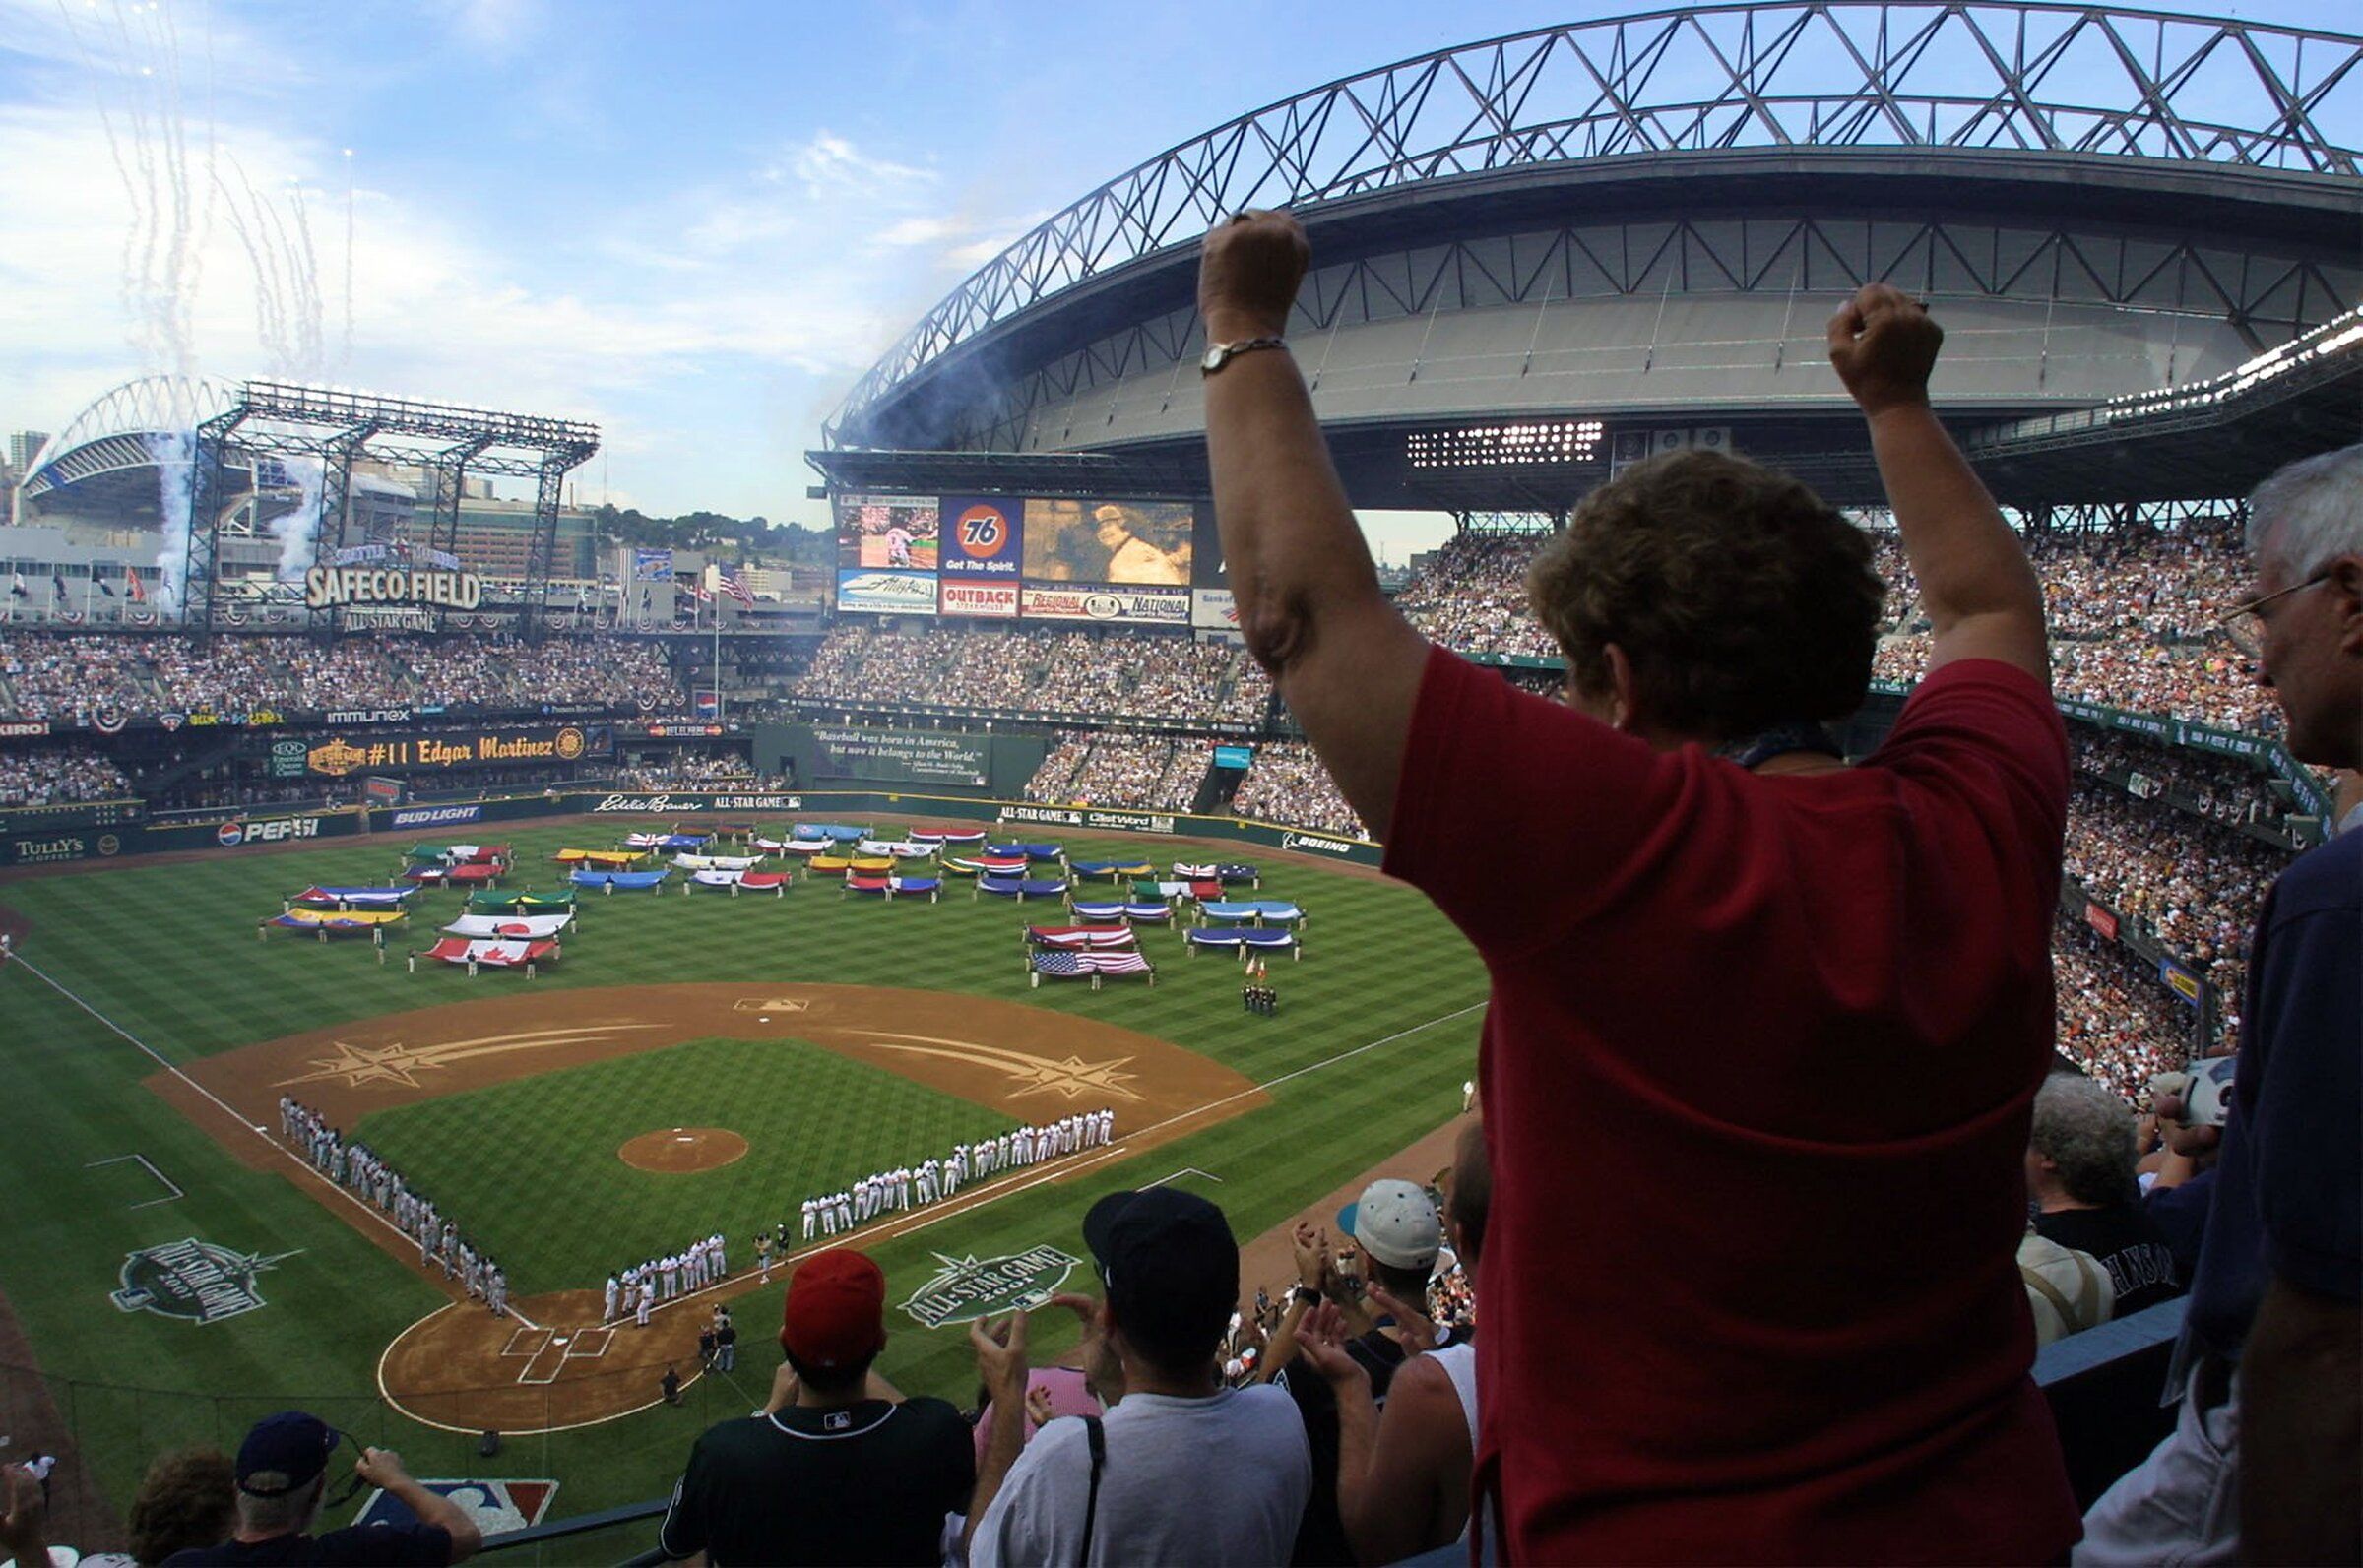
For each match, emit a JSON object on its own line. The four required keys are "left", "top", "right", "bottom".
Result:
{"left": 815, "top": 2, "right": 2363, "bottom": 512}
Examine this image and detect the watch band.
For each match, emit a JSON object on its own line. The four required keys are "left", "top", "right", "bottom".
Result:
{"left": 1202, "top": 337, "right": 1289, "bottom": 375}
{"left": 1292, "top": 1286, "right": 1323, "bottom": 1308}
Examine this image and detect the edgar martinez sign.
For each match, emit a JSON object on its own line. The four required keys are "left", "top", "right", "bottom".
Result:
{"left": 304, "top": 566, "right": 482, "bottom": 611}
{"left": 901, "top": 1246, "right": 1080, "bottom": 1329}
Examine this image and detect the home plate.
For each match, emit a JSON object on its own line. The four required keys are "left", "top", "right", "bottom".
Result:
{"left": 554, "top": 1335, "right": 570, "bottom": 1346}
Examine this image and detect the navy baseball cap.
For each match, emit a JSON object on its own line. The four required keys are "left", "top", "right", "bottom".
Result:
{"left": 1084, "top": 1188, "right": 1238, "bottom": 1361}
{"left": 236, "top": 1411, "right": 342, "bottom": 1497}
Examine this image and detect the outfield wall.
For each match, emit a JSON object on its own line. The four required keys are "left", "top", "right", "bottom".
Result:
{"left": 1, "top": 788, "right": 1383, "bottom": 869}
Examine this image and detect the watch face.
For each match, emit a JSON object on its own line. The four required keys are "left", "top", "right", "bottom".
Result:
{"left": 1201, "top": 345, "right": 1227, "bottom": 372}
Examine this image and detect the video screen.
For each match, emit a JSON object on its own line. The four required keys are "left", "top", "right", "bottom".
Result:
{"left": 837, "top": 496, "right": 941, "bottom": 570}
{"left": 1021, "top": 498, "right": 1194, "bottom": 586}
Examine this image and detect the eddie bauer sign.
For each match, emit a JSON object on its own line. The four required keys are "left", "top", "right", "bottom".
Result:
{"left": 303, "top": 566, "right": 483, "bottom": 610}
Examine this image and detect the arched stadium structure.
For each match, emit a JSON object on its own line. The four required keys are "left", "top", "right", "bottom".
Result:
{"left": 814, "top": 1, "right": 2363, "bottom": 513}
{"left": 14, "top": 375, "right": 239, "bottom": 527}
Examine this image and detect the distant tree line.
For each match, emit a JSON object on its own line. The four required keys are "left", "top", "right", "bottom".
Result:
{"left": 591, "top": 504, "right": 833, "bottom": 567}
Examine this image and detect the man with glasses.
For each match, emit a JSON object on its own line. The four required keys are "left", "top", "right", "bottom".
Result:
{"left": 2079, "top": 445, "right": 2361, "bottom": 1566}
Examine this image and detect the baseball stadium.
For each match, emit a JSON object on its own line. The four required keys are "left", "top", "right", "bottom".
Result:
{"left": 1, "top": 3, "right": 2359, "bottom": 1562}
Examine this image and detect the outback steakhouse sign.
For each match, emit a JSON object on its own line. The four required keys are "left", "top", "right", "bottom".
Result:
{"left": 303, "top": 566, "right": 483, "bottom": 611}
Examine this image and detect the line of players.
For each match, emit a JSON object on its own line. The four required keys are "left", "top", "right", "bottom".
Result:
{"left": 601, "top": 1232, "right": 730, "bottom": 1328}
{"left": 796, "top": 1107, "right": 1118, "bottom": 1242}
{"left": 278, "top": 1096, "right": 511, "bottom": 1316}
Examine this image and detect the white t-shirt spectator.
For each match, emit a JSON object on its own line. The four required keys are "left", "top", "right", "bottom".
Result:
{"left": 970, "top": 1387, "right": 1310, "bottom": 1567}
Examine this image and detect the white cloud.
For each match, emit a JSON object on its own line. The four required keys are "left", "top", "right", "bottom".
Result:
{"left": 774, "top": 130, "right": 935, "bottom": 202}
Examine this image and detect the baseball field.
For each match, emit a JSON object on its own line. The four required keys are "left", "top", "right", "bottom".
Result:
{"left": 0, "top": 818, "right": 1485, "bottom": 1555}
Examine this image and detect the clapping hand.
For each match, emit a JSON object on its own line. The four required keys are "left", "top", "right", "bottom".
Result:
{"left": 1294, "top": 1302, "right": 1371, "bottom": 1394}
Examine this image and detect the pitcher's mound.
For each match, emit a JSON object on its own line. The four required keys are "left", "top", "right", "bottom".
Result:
{"left": 619, "top": 1126, "right": 747, "bottom": 1172}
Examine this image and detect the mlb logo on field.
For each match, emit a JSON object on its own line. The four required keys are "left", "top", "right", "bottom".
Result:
{"left": 351, "top": 1478, "right": 557, "bottom": 1536}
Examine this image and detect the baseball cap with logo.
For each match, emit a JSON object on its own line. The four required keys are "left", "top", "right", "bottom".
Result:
{"left": 1084, "top": 1187, "right": 1239, "bottom": 1365}
{"left": 780, "top": 1249, "right": 887, "bottom": 1369}
{"left": 236, "top": 1411, "right": 341, "bottom": 1497}
{"left": 1338, "top": 1178, "right": 1443, "bottom": 1275}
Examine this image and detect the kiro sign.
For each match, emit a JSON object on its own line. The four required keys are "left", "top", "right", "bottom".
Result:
{"left": 216, "top": 816, "right": 323, "bottom": 847}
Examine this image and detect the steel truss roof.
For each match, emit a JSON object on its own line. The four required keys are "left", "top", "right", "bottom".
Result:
{"left": 831, "top": 2, "right": 2362, "bottom": 444}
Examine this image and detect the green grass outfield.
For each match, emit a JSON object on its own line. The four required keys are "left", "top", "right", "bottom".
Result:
{"left": 0, "top": 821, "right": 1485, "bottom": 1542}
{"left": 355, "top": 1039, "right": 1021, "bottom": 1292}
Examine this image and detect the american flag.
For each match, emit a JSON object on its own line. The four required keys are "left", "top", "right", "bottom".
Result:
{"left": 719, "top": 569, "right": 754, "bottom": 607}
{"left": 1033, "top": 950, "right": 1084, "bottom": 976}
{"left": 1083, "top": 952, "right": 1152, "bottom": 975}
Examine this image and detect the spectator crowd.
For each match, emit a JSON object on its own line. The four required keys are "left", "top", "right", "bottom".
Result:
{"left": 793, "top": 626, "right": 1270, "bottom": 725}
{"left": 1232, "top": 741, "right": 1368, "bottom": 839}
{"left": 1021, "top": 733, "right": 1209, "bottom": 812}
{"left": 0, "top": 631, "right": 681, "bottom": 721}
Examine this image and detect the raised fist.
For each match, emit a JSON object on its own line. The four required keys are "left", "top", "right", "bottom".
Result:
{"left": 1826, "top": 282, "right": 1942, "bottom": 417}
{"left": 1199, "top": 210, "right": 1309, "bottom": 344}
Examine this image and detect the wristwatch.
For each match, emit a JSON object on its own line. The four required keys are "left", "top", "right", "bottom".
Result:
{"left": 1201, "top": 337, "right": 1289, "bottom": 376}
{"left": 1293, "top": 1286, "right": 1323, "bottom": 1308}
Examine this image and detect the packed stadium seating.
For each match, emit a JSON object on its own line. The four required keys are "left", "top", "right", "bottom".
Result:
{"left": 0, "top": 744, "right": 134, "bottom": 805}
{"left": 1018, "top": 732, "right": 1212, "bottom": 811}
{"left": 1232, "top": 740, "right": 1368, "bottom": 839}
{"left": 792, "top": 625, "right": 1271, "bottom": 725}
{"left": 0, "top": 632, "right": 682, "bottom": 721}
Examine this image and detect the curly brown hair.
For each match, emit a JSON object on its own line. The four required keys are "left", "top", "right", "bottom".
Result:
{"left": 1527, "top": 450, "right": 1883, "bottom": 737}
{"left": 127, "top": 1446, "right": 236, "bottom": 1565}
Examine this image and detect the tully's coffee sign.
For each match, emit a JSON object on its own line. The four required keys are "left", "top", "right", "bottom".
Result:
{"left": 303, "top": 566, "right": 483, "bottom": 611}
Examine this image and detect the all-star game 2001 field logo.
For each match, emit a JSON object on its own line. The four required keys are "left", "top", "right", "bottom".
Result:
{"left": 901, "top": 1246, "right": 1080, "bottom": 1328}
{"left": 111, "top": 1238, "right": 299, "bottom": 1324}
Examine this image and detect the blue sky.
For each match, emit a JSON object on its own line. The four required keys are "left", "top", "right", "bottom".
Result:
{"left": 0, "top": 0, "right": 2353, "bottom": 561}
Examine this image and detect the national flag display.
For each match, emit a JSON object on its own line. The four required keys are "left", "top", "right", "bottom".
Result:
{"left": 681, "top": 580, "right": 714, "bottom": 603}
{"left": 126, "top": 565, "right": 147, "bottom": 602}
{"left": 8, "top": 572, "right": 24, "bottom": 598}
{"left": 719, "top": 569, "right": 754, "bottom": 607}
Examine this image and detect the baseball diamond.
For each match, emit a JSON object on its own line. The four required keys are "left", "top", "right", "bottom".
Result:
{"left": 0, "top": 815, "right": 1488, "bottom": 1539}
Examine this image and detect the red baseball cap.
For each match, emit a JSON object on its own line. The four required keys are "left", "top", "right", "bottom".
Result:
{"left": 781, "top": 1249, "right": 886, "bottom": 1369}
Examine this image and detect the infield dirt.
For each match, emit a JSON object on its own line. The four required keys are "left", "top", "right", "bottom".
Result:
{"left": 147, "top": 981, "right": 1263, "bottom": 1432}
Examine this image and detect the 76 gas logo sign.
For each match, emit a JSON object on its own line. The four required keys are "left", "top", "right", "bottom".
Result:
{"left": 946, "top": 500, "right": 1017, "bottom": 573}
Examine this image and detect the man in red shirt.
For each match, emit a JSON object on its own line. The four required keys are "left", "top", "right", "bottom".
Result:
{"left": 1201, "top": 210, "right": 2078, "bottom": 1562}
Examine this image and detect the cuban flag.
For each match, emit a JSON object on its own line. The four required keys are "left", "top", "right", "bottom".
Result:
{"left": 719, "top": 569, "right": 754, "bottom": 607}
